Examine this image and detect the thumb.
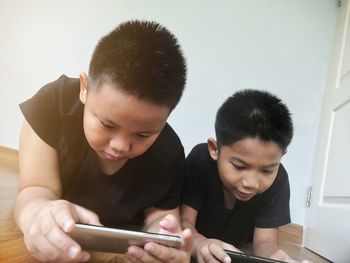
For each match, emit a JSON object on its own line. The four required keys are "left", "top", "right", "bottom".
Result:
{"left": 180, "top": 228, "right": 192, "bottom": 252}
{"left": 221, "top": 242, "right": 241, "bottom": 253}
{"left": 72, "top": 204, "right": 101, "bottom": 226}
{"left": 158, "top": 214, "right": 181, "bottom": 234}
{"left": 51, "top": 201, "right": 77, "bottom": 233}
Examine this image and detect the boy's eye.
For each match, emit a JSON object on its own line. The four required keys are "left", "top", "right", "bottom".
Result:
{"left": 262, "top": 169, "right": 273, "bottom": 175}
{"left": 136, "top": 133, "right": 151, "bottom": 138}
{"left": 100, "top": 120, "right": 115, "bottom": 129}
{"left": 232, "top": 164, "right": 245, "bottom": 170}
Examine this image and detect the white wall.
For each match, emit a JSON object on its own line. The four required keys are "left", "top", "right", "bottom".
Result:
{"left": 0, "top": 0, "right": 338, "bottom": 225}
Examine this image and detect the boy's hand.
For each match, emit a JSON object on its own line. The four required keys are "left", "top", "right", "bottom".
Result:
{"left": 21, "top": 199, "right": 101, "bottom": 262}
{"left": 194, "top": 238, "right": 240, "bottom": 263}
{"left": 126, "top": 214, "right": 192, "bottom": 262}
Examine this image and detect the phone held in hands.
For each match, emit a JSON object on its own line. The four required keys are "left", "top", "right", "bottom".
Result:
{"left": 68, "top": 223, "right": 181, "bottom": 253}
{"left": 224, "top": 249, "right": 285, "bottom": 263}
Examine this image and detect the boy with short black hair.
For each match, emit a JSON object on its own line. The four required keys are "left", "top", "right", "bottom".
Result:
{"left": 14, "top": 20, "right": 191, "bottom": 263}
{"left": 181, "top": 89, "right": 311, "bottom": 263}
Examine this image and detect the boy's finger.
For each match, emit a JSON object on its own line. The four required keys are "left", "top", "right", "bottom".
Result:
{"left": 180, "top": 228, "right": 192, "bottom": 252}
{"left": 31, "top": 234, "right": 61, "bottom": 262}
{"left": 202, "top": 251, "right": 221, "bottom": 263}
{"left": 73, "top": 204, "right": 102, "bottom": 225}
{"left": 49, "top": 200, "right": 77, "bottom": 232}
{"left": 32, "top": 232, "right": 89, "bottom": 262}
{"left": 52, "top": 202, "right": 101, "bottom": 232}
{"left": 145, "top": 241, "right": 187, "bottom": 262}
{"left": 43, "top": 223, "right": 83, "bottom": 260}
{"left": 125, "top": 252, "right": 142, "bottom": 263}
{"left": 208, "top": 242, "right": 231, "bottom": 263}
{"left": 221, "top": 242, "right": 241, "bottom": 252}
{"left": 49, "top": 202, "right": 93, "bottom": 262}
{"left": 128, "top": 245, "right": 162, "bottom": 263}
{"left": 145, "top": 242, "right": 171, "bottom": 260}
{"left": 158, "top": 214, "right": 182, "bottom": 234}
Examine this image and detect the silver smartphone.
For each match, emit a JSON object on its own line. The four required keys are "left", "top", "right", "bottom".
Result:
{"left": 68, "top": 223, "right": 182, "bottom": 253}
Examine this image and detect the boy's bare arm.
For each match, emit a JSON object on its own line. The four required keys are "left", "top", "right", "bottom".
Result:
{"left": 180, "top": 204, "right": 204, "bottom": 240}
{"left": 14, "top": 120, "right": 99, "bottom": 262}
{"left": 253, "top": 227, "right": 282, "bottom": 256}
{"left": 253, "top": 227, "right": 311, "bottom": 262}
{"left": 14, "top": 119, "right": 62, "bottom": 228}
{"left": 181, "top": 204, "right": 238, "bottom": 263}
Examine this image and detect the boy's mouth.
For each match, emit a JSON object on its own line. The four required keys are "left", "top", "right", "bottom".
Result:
{"left": 100, "top": 151, "right": 127, "bottom": 161}
{"left": 235, "top": 190, "right": 254, "bottom": 200}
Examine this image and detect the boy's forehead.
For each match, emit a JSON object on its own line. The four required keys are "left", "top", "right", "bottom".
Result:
{"left": 92, "top": 82, "right": 167, "bottom": 109}
{"left": 221, "top": 137, "right": 284, "bottom": 160}
{"left": 86, "top": 83, "right": 170, "bottom": 129}
{"left": 226, "top": 137, "right": 281, "bottom": 149}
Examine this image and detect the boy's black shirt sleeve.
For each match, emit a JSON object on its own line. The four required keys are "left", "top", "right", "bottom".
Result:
{"left": 181, "top": 143, "right": 291, "bottom": 246}
{"left": 181, "top": 143, "right": 211, "bottom": 211}
{"left": 19, "top": 76, "right": 69, "bottom": 149}
{"left": 19, "top": 75, "right": 185, "bottom": 229}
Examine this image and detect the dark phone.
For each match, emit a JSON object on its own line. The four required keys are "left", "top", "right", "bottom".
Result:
{"left": 224, "top": 250, "right": 285, "bottom": 263}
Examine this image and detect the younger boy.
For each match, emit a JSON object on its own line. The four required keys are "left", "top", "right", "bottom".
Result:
{"left": 181, "top": 89, "right": 310, "bottom": 262}
{"left": 14, "top": 20, "right": 191, "bottom": 263}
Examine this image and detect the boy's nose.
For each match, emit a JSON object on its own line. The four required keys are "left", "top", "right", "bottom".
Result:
{"left": 109, "top": 135, "right": 130, "bottom": 153}
{"left": 242, "top": 174, "right": 259, "bottom": 189}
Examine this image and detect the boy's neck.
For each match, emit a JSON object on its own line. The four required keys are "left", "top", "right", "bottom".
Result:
{"left": 97, "top": 157, "right": 128, "bottom": 175}
{"left": 223, "top": 187, "right": 237, "bottom": 210}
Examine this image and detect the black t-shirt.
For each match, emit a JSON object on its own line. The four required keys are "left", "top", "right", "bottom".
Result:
{"left": 20, "top": 75, "right": 185, "bottom": 229}
{"left": 181, "top": 143, "right": 291, "bottom": 246}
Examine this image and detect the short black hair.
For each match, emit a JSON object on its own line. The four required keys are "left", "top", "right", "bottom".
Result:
{"left": 215, "top": 89, "right": 293, "bottom": 151}
{"left": 89, "top": 20, "right": 186, "bottom": 110}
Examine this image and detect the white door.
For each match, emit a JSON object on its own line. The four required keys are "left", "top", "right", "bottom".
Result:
{"left": 304, "top": 1, "right": 350, "bottom": 262}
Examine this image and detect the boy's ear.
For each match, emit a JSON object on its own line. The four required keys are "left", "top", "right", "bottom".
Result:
{"left": 207, "top": 137, "right": 219, "bottom": 161}
{"left": 79, "top": 72, "right": 88, "bottom": 104}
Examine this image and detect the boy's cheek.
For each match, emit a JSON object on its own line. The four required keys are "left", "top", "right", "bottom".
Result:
{"left": 259, "top": 178, "right": 277, "bottom": 193}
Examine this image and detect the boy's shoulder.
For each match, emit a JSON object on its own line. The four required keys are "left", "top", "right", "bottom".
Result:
{"left": 27, "top": 75, "right": 80, "bottom": 116}
{"left": 264, "top": 163, "right": 290, "bottom": 197}
{"left": 148, "top": 123, "right": 185, "bottom": 164}
{"left": 19, "top": 75, "right": 82, "bottom": 149}
{"left": 39, "top": 74, "right": 79, "bottom": 93}
{"left": 275, "top": 164, "right": 289, "bottom": 185}
{"left": 187, "top": 143, "right": 211, "bottom": 162}
{"left": 44, "top": 75, "right": 80, "bottom": 107}
{"left": 185, "top": 143, "right": 216, "bottom": 177}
